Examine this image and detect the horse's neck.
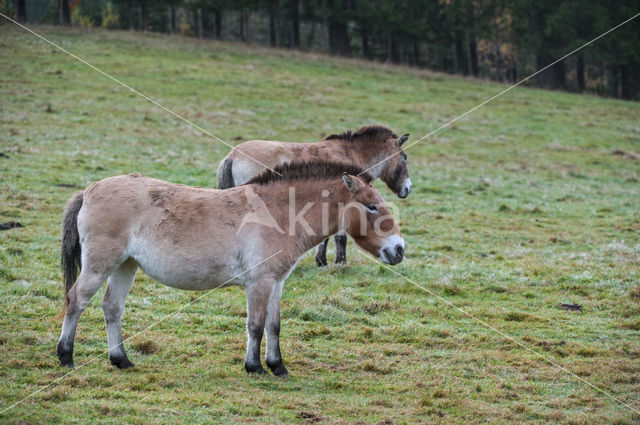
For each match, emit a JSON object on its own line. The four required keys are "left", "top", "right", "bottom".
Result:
{"left": 316, "top": 139, "right": 384, "bottom": 179}
{"left": 253, "top": 180, "right": 348, "bottom": 254}
{"left": 293, "top": 181, "right": 348, "bottom": 252}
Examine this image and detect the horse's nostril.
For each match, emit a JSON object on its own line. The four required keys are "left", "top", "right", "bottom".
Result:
{"left": 395, "top": 244, "right": 404, "bottom": 257}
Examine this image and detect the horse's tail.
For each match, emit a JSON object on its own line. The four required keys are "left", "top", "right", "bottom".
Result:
{"left": 58, "top": 191, "right": 84, "bottom": 317}
{"left": 217, "top": 157, "right": 235, "bottom": 189}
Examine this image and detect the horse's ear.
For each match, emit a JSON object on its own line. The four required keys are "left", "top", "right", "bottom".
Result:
{"left": 342, "top": 173, "right": 360, "bottom": 193}
{"left": 398, "top": 134, "right": 409, "bottom": 146}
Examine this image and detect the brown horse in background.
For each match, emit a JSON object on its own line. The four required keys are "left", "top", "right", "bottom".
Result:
{"left": 216, "top": 125, "right": 411, "bottom": 266}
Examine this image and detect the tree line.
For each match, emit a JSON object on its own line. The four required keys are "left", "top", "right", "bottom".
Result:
{"left": 7, "top": 0, "right": 640, "bottom": 100}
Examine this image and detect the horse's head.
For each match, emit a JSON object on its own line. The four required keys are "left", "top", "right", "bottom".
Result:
{"left": 379, "top": 133, "right": 411, "bottom": 198}
{"left": 340, "top": 173, "right": 404, "bottom": 265}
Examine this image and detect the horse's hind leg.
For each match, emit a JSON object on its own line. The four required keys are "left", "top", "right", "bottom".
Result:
{"left": 334, "top": 231, "right": 347, "bottom": 264}
{"left": 57, "top": 269, "right": 109, "bottom": 368}
{"left": 314, "top": 238, "right": 329, "bottom": 267}
{"left": 102, "top": 258, "right": 138, "bottom": 369}
{"left": 265, "top": 280, "right": 288, "bottom": 377}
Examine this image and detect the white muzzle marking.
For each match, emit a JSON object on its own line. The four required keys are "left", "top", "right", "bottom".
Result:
{"left": 380, "top": 234, "right": 405, "bottom": 265}
{"left": 398, "top": 178, "right": 412, "bottom": 198}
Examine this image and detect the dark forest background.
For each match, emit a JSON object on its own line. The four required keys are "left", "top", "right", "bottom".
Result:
{"left": 5, "top": 0, "right": 640, "bottom": 100}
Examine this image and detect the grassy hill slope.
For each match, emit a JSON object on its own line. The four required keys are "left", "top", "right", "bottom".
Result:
{"left": 1, "top": 25, "right": 639, "bottom": 424}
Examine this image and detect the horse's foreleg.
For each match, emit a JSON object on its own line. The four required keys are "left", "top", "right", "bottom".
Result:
{"left": 57, "top": 269, "right": 108, "bottom": 368}
{"left": 244, "top": 278, "right": 274, "bottom": 374}
{"left": 335, "top": 231, "right": 347, "bottom": 264}
{"left": 265, "top": 280, "right": 288, "bottom": 377}
{"left": 314, "top": 238, "right": 329, "bottom": 266}
{"left": 102, "top": 259, "right": 137, "bottom": 369}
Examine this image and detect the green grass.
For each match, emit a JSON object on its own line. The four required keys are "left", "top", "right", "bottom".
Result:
{"left": 1, "top": 25, "right": 639, "bottom": 424}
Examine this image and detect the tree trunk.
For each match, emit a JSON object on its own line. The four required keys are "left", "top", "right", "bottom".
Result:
{"left": 387, "top": 35, "right": 399, "bottom": 63}
{"left": 245, "top": 11, "right": 250, "bottom": 41}
{"left": 553, "top": 60, "right": 567, "bottom": 90}
{"left": 455, "top": 32, "right": 468, "bottom": 75}
{"left": 597, "top": 62, "right": 605, "bottom": 96}
{"left": 268, "top": 0, "right": 277, "bottom": 46}
{"left": 197, "top": 8, "right": 204, "bottom": 39}
{"left": 168, "top": 5, "right": 176, "bottom": 34}
{"left": 328, "top": 21, "right": 350, "bottom": 56}
{"left": 466, "top": 1, "right": 478, "bottom": 77}
{"left": 139, "top": 4, "right": 148, "bottom": 31}
{"left": 239, "top": 11, "right": 245, "bottom": 41}
{"left": 289, "top": 0, "right": 300, "bottom": 48}
{"left": 536, "top": 50, "right": 566, "bottom": 90}
{"left": 361, "top": 28, "right": 370, "bottom": 59}
{"left": 214, "top": 10, "right": 222, "bottom": 39}
{"left": 128, "top": 0, "right": 133, "bottom": 30}
{"left": 495, "top": 45, "right": 504, "bottom": 82}
{"left": 620, "top": 65, "right": 630, "bottom": 100}
{"left": 607, "top": 65, "right": 619, "bottom": 98}
{"left": 469, "top": 34, "right": 479, "bottom": 77}
{"left": 16, "top": 0, "right": 27, "bottom": 22}
{"left": 576, "top": 54, "right": 585, "bottom": 93}
{"left": 59, "top": 0, "right": 70, "bottom": 26}
{"left": 327, "top": 0, "right": 350, "bottom": 56}
{"left": 413, "top": 41, "right": 420, "bottom": 66}
{"left": 307, "top": 21, "right": 316, "bottom": 48}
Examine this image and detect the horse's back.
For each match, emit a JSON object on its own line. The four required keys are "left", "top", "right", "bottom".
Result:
{"left": 78, "top": 174, "right": 252, "bottom": 288}
{"left": 222, "top": 140, "right": 312, "bottom": 186}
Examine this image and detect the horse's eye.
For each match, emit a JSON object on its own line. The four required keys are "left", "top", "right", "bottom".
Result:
{"left": 366, "top": 203, "right": 378, "bottom": 213}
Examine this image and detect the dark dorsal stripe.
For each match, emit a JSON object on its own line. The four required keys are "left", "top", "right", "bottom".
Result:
{"left": 247, "top": 160, "right": 373, "bottom": 186}
{"left": 323, "top": 125, "right": 397, "bottom": 143}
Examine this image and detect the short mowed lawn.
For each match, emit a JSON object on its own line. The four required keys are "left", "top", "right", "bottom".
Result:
{"left": 1, "top": 25, "right": 639, "bottom": 424}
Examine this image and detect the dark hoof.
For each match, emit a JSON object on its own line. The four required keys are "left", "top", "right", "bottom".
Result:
{"left": 315, "top": 254, "right": 327, "bottom": 267}
{"left": 59, "top": 358, "right": 75, "bottom": 369}
{"left": 335, "top": 256, "right": 346, "bottom": 265}
{"left": 245, "top": 362, "right": 267, "bottom": 374}
{"left": 110, "top": 354, "right": 135, "bottom": 369}
{"left": 57, "top": 344, "right": 74, "bottom": 368}
{"left": 267, "top": 361, "right": 289, "bottom": 378}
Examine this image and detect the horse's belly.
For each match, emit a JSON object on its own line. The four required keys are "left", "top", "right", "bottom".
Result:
{"left": 128, "top": 241, "right": 245, "bottom": 290}
{"left": 141, "top": 262, "right": 237, "bottom": 291}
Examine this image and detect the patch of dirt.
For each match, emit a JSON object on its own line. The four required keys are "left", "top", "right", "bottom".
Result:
{"left": 364, "top": 301, "right": 391, "bottom": 315}
{"left": 559, "top": 303, "right": 582, "bottom": 312}
{"left": 298, "top": 411, "right": 322, "bottom": 424}
{"left": 133, "top": 340, "right": 160, "bottom": 354}
{"left": 0, "top": 221, "right": 23, "bottom": 231}
{"left": 611, "top": 149, "right": 640, "bottom": 160}
{"left": 537, "top": 340, "right": 566, "bottom": 348}
{"left": 54, "top": 183, "right": 82, "bottom": 189}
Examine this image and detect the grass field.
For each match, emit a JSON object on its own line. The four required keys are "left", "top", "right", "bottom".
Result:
{"left": 1, "top": 24, "right": 639, "bottom": 424}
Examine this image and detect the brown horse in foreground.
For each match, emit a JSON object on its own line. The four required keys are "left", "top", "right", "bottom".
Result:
{"left": 57, "top": 161, "right": 404, "bottom": 377}
{"left": 216, "top": 125, "right": 411, "bottom": 266}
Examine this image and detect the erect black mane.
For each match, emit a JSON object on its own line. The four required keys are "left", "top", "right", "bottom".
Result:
{"left": 323, "top": 125, "right": 397, "bottom": 143}
{"left": 246, "top": 160, "right": 373, "bottom": 186}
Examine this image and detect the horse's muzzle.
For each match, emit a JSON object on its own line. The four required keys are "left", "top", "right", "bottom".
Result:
{"left": 397, "top": 178, "right": 412, "bottom": 198}
{"left": 380, "top": 235, "right": 405, "bottom": 265}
